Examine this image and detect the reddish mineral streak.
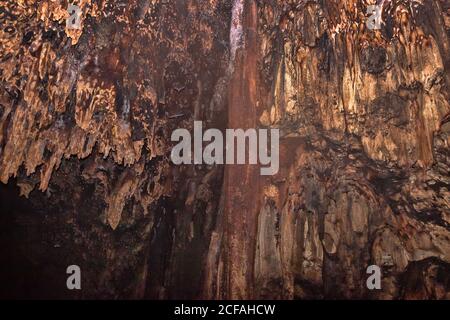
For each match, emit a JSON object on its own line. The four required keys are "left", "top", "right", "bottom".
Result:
{"left": 0, "top": 0, "right": 450, "bottom": 299}
{"left": 223, "top": 0, "right": 259, "bottom": 299}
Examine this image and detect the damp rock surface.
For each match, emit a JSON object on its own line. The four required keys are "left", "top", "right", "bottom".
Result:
{"left": 0, "top": 0, "right": 450, "bottom": 299}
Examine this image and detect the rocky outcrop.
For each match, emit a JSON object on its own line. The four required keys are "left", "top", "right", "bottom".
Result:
{"left": 0, "top": 0, "right": 449, "bottom": 299}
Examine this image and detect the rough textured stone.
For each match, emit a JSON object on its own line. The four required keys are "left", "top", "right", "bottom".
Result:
{"left": 0, "top": 0, "right": 449, "bottom": 299}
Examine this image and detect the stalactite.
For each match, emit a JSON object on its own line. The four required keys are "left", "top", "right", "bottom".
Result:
{"left": 0, "top": 0, "right": 449, "bottom": 299}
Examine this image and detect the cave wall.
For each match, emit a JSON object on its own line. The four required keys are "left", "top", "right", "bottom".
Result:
{"left": 0, "top": 0, "right": 449, "bottom": 299}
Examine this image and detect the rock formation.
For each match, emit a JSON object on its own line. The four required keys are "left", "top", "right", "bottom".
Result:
{"left": 0, "top": 0, "right": 449, "bottom": 299}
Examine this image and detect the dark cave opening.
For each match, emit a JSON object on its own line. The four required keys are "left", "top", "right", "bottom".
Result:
{"left": 0, "top": 182, "right": 80, "bottom": 299}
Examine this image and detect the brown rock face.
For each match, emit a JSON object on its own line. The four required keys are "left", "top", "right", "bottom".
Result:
{"left": 0, "top": 0, "right": 449, "bottom": 299}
